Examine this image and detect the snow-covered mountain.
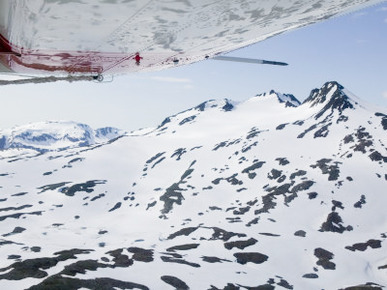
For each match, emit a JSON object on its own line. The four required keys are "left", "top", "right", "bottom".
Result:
{"left": 0, "top": 121, "right": 125, "bottom": 155}
{"left": 0, "top": 81, "right": 386, "bottom": 290}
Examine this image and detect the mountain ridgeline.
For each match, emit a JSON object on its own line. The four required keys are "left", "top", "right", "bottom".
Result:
{"left": 0, "top": 121, "right": 124, "bottom": 154}
{"left": 0, "top": 81, "right": 386, "bottom": 290}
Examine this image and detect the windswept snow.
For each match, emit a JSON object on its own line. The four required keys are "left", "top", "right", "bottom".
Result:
{"left": 0, "top": 81, "right": 386, "bottom": 289}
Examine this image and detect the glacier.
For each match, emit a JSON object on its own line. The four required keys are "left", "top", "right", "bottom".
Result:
{"left": 0, "top": 81, "right": 386, "bottom": 289}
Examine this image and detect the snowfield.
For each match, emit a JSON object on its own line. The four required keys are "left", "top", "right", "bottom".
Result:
{"left": 0, "top": 81, "right": 386, "bottom": 289}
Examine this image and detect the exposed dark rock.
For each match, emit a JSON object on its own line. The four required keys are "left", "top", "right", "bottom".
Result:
{"left": 127, "top": 247, "right": 154, "bottom": 262}
{"left": 337, "top": 115, "right": 349, "bottom": 123}
{"left": 302, "top": 273, "right": 318, "bottom": 279}
{"left": 310, "top": 159, "right": 341, "bottom": 181}
{"left": 0, "top": 205, "right": 33, "bottom": 213}
{"left": 293, "top": 120, "right": 304, "bottom": 126}
{"left": 259, "top": 233, "right": 280, "bottom": 237}
{"left": 314, "top": 248, "right": 336, "bottom": 270}
{"left": 340, "top": 282, "right": 383, "bottom": 290}
{"left": 0, "top": 258, "right": 56, "bottom": 280}
{"left": 38, "top": 182, "right": 71, "bottom": 193}
{"left": 303, "top": 82, "right": 354, "bottom": 119}
{"left": 369, "top": 151, "right": 387, "bottom": 162}
{"left": 354, "top": 195, "right": 366, "bottom": 208}
{"left": 277, "top": 278, "right": 293, "bottom": 289}
{"left": 0, "top": 249, "right": 93, "bottom": 280}
{"left": 0, "top": 240, "right": 18, "bottom": 246}
{"left": 28, "top": 276, "right": 149, "bottom": 290}
{"left": 146, "top": 201, "right": 157, "bottom": 210}
{"left": 161, "top": 256, "right": 200, "bottom": 268}
{"left": 226, "top": 174, "right": 243, "bottom": 185}
{"left": 211, "top": 177, "right": 223, "bottom": 185}
{"left": 313, "top": 122, "right": 331, "bottom": 138}
{"left": 266, "top": 182, "right": 293, "bottom": 196}
{"left": 291, "top": 180, "right": 314, "bottom": 193}
{"left": 290, "top": 170, "right": 307, "bottom": 180}
{"left": 145, "top": 152, "right": 166, "bottom": 164}
{"left": 255, "top": 194, "right": 277, "bottom": 215}
{"left": 61, "top": 259, "right": 109, "bottom": 276}
{"left": 320, "top": 212, "right": 353, "bottom": 233}
{"left": 167, "top": 227, "right": 199, "bottom": 240}
{"left": 246, "top": 127, "right": 265, "bottom": 139}
{"left": 233, "top": 206, "right": 250, "bottom": 215}
{"left": 60, "top": 180, "right": 106, "bottom": 197}
{"left": 242, "top": 284, "right": 275, "bottom": 290}
{"left": 213, "top": 139, "right": 241, "bottom": 151}
{"left": 167, "top": 243, "right": 200, "bottom": 252}
{"left": 222, "top": 101, "right": 234, "bottom": 112}
{"left": 246, "top": 217, "right": 260, "bottom": 227}
{"left": 344, "top": 134, "right": 354, "bottom": 143}
{"left": 208, "top": 227, "right": 246, "bottom": 241}
{"left": 179, "top": 115, "right": 196, "bottom": 125}
{"left": 352, "top": 127, "right": 373, "bottom": 153}
{"left": 161, "top": 275, "right": 189, "bottom": 290}
{"left": 90, "top": 193, "right": 105, "bottom": 202}
{"left": 242, "top": 141, "right": 258, "bottom": 153}
{"left": 375, "top": 112, "right": 387, "bottom": 130}
{"left": 11, "top": 192, "right": 28, "bottom": 197}
{"left": 297, "top": 124, "right": 317, "bottom": 138}
{"left": 233, "top": 252, "right": 268, "bottom": 265}
{"left": 213, "top": 141, "right": 227, "bottom": 151}
{"left": 276, "top": 158, "right": 290, "bottom": 166}
{"left": 201, "top": 256, "right": 231, "bottom": 263}
{"left": 108, "top": 202, "right": 121, "bottom": 212}
{"left": 8, "top": 255, "right": 21, "bottom": 260}
{"left": 208, "top": 283, "right": 239, "bottom": 290}
{"left": 294, "top": 230, "right": 306, "bottom": 237}
{"left": 0, "top": 211, "right": 43, "bottom": 222}
{"left": 209, "top": 206, "right": 222, "bottom": 211}
{"left": 226, "top": 217, "right": 242, "bottom": 223}
{"left": 345, "top": 239, "right": 382, "bottom": 252}
{"left": 267, "top": 169, "right": 282, "bottom": 180}
{"left": 171, "top": 148, "right": 187, "bottom": 160}
{"left": 224, "top": 238, "right": 257, "bottom": 250}
{"left": 276, "top": 123, "right": 288, "bottom": 130}
{"left": 331, "top": 200, "right": 344, "bottom": 211}
{"left": 160, "top": 162, "right": 195, "bottom": 215}
{"left": 31, "top": 247, "right": 41, "bottom": 253}
{"left": 242, "top": 161, "right": 266, "bottom": 179}
{"left": 107, "top": 249, "right": 133, "bottom": 267}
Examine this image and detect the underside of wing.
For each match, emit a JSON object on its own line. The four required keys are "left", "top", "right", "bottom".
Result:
{"left": 0, "top": 0, "right": 384, "bottom": 77}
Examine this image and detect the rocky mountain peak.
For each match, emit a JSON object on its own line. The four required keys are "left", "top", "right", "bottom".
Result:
{"left": 303, "top": 81, "right": 356, "bottom": 118}
{"left": 157, "top": 99, "right": 235, "bottom": 130}
{"left": 255, "top": 90, "right": 301, "bottom": 107}
{"left": 195, "top": 99, "right": 235, "bottom": 112}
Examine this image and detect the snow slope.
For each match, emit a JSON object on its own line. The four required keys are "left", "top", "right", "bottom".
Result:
{"left": 0, "top": 81, "right": 386, "bottom": 289}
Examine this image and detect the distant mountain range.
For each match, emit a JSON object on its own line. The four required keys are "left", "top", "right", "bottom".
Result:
{"left": 0, "top": 81, "right": 386, "bottom": 290}
{"left": 0, "top": 121, "right": 125, "bottom": 154}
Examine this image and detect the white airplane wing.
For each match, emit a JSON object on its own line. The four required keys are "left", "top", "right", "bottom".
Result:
{"left": 0, "top": 0, "right": 384, "bottom": 79}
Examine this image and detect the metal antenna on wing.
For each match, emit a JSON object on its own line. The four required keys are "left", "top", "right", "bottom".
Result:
{"left": 212, "top": 56, "right": 288, "bottom": 66}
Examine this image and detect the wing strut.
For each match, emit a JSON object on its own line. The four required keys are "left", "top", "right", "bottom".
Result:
{"left": 0, "top": 75, "right": 101, "bottom": 86}
{"left": 212, "top": 56, "right": 288, "bottom": 66}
